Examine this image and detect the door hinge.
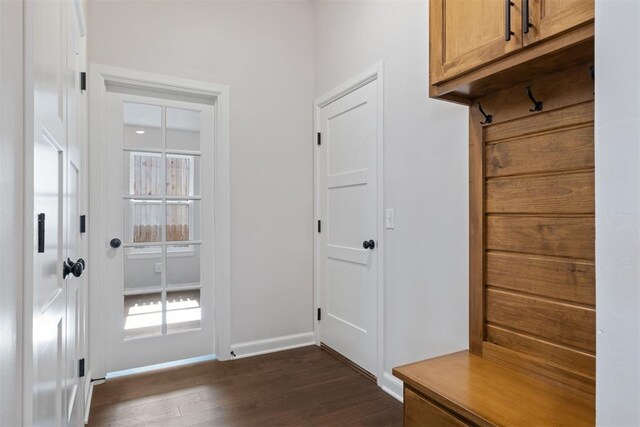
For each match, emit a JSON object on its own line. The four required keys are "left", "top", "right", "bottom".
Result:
{"left": 317, "top": 308, "right": 321, "bottom": 321}
{"left": 37, "top": 213, "right": 45, "bottom": 253}
{"left": 317, "top": 220, "right": 321, "bottom": 233}
{"left": 317, "top": 132, "right": 321, "bottom": 146}
{"left": 78, "top": 358, "right": 85, "bottom": 377}
{"left": 80, "top": 215, "right": 86, "bottom": 233}
{"left": 80, "top": 72, "right": 87, "bottom": 92}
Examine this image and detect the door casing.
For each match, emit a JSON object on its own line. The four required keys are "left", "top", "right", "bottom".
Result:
{"left": 313, "top": 62, "right": 385, "bottom": 385}
{"left": 89, "top": 64, "right": 232, "bottom": 379}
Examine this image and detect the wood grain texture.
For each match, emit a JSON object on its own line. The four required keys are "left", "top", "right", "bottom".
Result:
{"left": 485, "top": 125, "right": 594, "bottom": 177}
{"left": 485, "top": 101, "right": 593, "bottom": 142}
{"left": 88, "top": 346, "right": 402, "bottom": 426}
{"left": 485, "top": 324, "right": 595, "bottom": 379}
{"left": 486, "top": 215, "right": 594, "bottom": 260}
{"left": 524, "top": 0, "right": 594, "bottom": 46}
{"left": 485, "top": 288, "right": 595, "bottom": 352}
{"left": 481, "top": 342, "right": 595, "bottom": 399}
{"left": 404, "top": 388, "right": 470, "bottom": 427}
{"left": 486, "top": 171, "right": 594, "bottom": 214}
{"left": 431, "top": 24, "right": 593, "bottom": 100}
{"left": 393, "top": 351, "right": 594, "bottom": 427}
{"left": 469, "top": 106, "right": 484, "bottom": 355}
{"left": 430, "top": 0, "right": 522, "bottom": 84}
{"left": 486, "top": 251, "right": 594, "bottom": 305}
{"left": 478, "top": 66, "right": 594, "bottom": 128}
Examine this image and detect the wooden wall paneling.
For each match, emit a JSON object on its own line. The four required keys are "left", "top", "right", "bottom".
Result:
{"left": 485, "top": 125, "right": 594, "bottom": 177}
{"left": 485, "top": 325, "right": 595, "bottom": 379}
{"left": 486, "top": 171, "right": 594, "bottom": 214}
{"left": 485, "top": 252, "right": 594, "bottom": 305}
{"left": 469, "top": 105, "right": 485, "bottom": 356}
{"left": 486, "top": 215, "right": 594, "bottom": 259}
{"left": 485, "top": 288, "right": 595, "bottom": 352}
{"left": 479, "top": 66, "right": 594, "bottom": 130}
{"left": 481, "top": 342, "right": 595, "bottom": 399}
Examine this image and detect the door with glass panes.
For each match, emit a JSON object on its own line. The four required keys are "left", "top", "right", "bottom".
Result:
{"left": 105, "top": 89, "right": 214, "bottom": 373}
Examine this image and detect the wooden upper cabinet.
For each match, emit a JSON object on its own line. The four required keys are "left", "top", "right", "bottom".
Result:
{"left": 429, "top": 0, "right": 594, "bottom": 100}
{"left": 430, "top": 0, "right": 522, "bottom": 84}
{"left": 524, "top": 0, "right": 594, "bottom": 45}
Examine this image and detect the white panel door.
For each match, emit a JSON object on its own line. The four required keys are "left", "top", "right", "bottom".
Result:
{"left": 64, "top": 1, "right": 87, "bottom": 424}
{"left": 103, "top": 89, "right": 215, "bottom": 373}
{"left": 319, "top": 80, "right": 378, "bottom": 376}
{"left": 32, "top": 0, "right": 86, "bottom": 425}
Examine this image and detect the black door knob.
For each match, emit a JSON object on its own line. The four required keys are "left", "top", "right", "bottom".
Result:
{"left": 110, "top": 238, "right": 122, "bottom": 248}
{"left": 63, "top": 258, "right": 85, "bottom": 279}
{"left": 363, "top": 239, "right": 375, "bottom": 250}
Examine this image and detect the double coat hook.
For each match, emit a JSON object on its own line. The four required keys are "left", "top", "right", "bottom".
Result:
{"left": 526, "top": 86, "right": 543, "bottom": 112}
{"left": 477, "top": 102, "right": 493, "bottom": 125}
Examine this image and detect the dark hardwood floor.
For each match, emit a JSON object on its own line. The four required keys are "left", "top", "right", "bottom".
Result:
{"left": 88, "top": 346, "right": 402, "bottom": 426}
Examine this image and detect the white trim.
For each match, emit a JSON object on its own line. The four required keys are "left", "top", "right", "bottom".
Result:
{"left": 380, "top": 371, "right": 404, "bottom": 402}
{"left": 230, "top": 333, "right": 315, "bottom": 359}
{"left": 83, "top": 373, "right": 94, "bottom": 425}
{"left": 89, "top": 64, "right": 232, "bottom": 379}
{"left": 105, "top": 354, "right": 216, "bottom": 379}
{"left": 313, "top": 62, "right": 385, "bottom": 385}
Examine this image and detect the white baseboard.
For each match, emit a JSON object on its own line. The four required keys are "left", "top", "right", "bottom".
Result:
{"left": 230, "top": 332, "right": 315, "bottom": 359}
{"left": 379, "top": 371, "right": 403, "bottom": 402}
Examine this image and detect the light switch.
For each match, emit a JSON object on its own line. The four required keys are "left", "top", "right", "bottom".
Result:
{"left": 154, "top": 262, "right": 163, "bottom": 273}
{"left": 385, "top": 209, "right": 395, "bottom": 229}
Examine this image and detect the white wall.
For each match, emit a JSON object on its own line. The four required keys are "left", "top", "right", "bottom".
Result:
{"left": 88, "top": 1, "right": 315, "bottom": 350}
{"left": 314, "top": 0, "right": 469, "bottom": 394}
{"left": 595, "top": 0, "right": 640, "bottom": 424}
{"left": 0, "top": 0, "right": 23, "bottom": 424}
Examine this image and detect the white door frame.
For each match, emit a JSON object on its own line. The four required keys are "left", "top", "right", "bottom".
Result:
{"left": 89, "top": 64, "right": 232, "bottom": 379}
{"left": 313, "top": 62, "right": 385, "bottom": 384}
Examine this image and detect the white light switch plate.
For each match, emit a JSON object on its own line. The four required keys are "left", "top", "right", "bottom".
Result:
{"left": 155, "top": 262, "right": 163, "bottom": 273}
{"left": 385, "top": 209, "right": 395, "bottom": 229}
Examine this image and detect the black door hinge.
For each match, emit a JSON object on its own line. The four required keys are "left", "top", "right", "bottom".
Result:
{"left": 317, "top": 308, "right": 321, "bottom": 321}
{"left": 37, "top": 213, "right": 45, "bottom": 253}
{"left": 317, "top": 132, "right": 321, "bottom": 146}
{"left": 79, "top": 358, "right": 85, "bottom": 377}
{"left": 80, "top": 215, "right": 86, "bottom": 233}
{"left": 317, "top": 220, "right": 321, "bottom": 233}
{"left": 80, "top": 72, "right": 87, "bottom": 91}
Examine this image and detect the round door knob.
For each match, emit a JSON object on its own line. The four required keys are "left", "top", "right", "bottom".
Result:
{"left": 63, "top": 258, "right": 85, "bottom": 279}
{"left": 363, "top": 239, "right": 375, "bottom": 250}
{"left": 110, "top": 238, "right": 122, "bottom": 249}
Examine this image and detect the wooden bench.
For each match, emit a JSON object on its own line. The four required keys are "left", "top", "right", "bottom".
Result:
{"left": 393, "top": 351, "right": 595, "bottom": 426}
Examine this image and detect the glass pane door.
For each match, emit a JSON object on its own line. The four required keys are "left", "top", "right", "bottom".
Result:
{"left": 121, "top": 103, "right": 203, "bottom": 340}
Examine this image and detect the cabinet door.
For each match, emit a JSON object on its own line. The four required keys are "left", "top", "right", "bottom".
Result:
{"left": 431, "top": 0, "right": 522, "bottom": 83}
{"left": 523, "top": 0, "right": 594, "bottom": 45}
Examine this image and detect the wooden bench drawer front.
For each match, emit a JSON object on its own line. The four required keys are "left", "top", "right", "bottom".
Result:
{"left": 405, "top": 387, "right": 472, "bottom": 427}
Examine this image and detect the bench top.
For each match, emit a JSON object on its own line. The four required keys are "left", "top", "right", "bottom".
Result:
{"left": 393, "top": 351, "right": 595, "bottom": 427}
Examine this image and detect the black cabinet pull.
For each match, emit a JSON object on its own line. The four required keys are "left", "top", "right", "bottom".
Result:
{"left": 523, "top": 0, "right": 532, "bottom": 34}
{"left": 505, "top": 0, "right": 515, "bottom": 41}
{"left": 363, "top": 240, "right": 376, "bottom": 250}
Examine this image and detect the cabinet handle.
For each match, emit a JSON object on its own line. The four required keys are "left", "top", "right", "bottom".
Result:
{"left": 505, "top": 0, "right": 515, "bottom": 41}
{"left": 523, "top": 0, "right": 532, "bottom": 34}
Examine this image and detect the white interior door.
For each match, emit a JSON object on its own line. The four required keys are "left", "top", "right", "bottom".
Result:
{"left": 103, "top": 88, "right": 215, "bottom": 374}
{"left": 319, "top": 80, "right": 379, "bottom": 376}
{"left": 64, "top": 1, "right": 87, "bottom": 424}
{"left": 32, "top": 0, "right": 87, "bottom": 425}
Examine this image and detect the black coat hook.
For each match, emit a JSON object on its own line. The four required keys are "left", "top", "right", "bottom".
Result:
{"left": 526, "top": 86, "right": 543, "bottom": 112}
{"left": 478, "top": 102, "right": 493, "bottom": 125}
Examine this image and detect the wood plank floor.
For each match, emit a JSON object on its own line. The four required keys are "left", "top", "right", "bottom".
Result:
{"left": 88, "top": 346, "right": 402, "bottom": 426}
